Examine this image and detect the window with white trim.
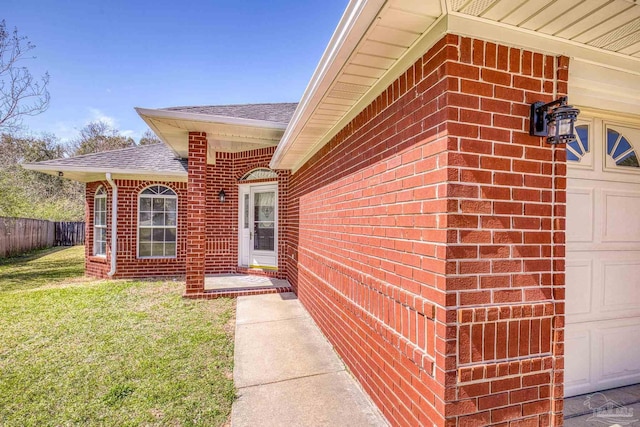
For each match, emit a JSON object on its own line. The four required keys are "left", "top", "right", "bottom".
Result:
{"left": 138, "top": 185, "right": 177, "bottom": 258}
{"left": 93, "top": 186, "right": 107, "bottom": 256}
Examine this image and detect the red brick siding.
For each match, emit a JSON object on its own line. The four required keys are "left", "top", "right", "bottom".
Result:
{"left": 201, "top": 146, "right": 289, "bottom": 278}
{"left": 289, "top": 35, "right": 454, "bottom": 426}
{"left": 186, "top": 132, "right": 208, "bottom": 293}
{"left": 85, "top": 180, "right": 188, "bottom": 279}
{"left": 85, "top": 142, "right": 289, "bottom": 286}
{"left": 288, "top": 34, "right": 566, "bottom": 427}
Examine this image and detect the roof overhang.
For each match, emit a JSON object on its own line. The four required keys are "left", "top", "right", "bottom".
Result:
{"left": 271, "top": 0, "right": 640, "bottom": 172}
{"left": 22, "top": 164, "right": 187, "bottom": 183}
{"left": 136, "top": 107, "right": 288, "bottom": 159}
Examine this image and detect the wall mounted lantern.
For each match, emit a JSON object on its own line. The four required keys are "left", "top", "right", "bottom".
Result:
{"left": 529, "top": 96, "right": 580, "bottom": 144}
{"left": 218, "top": 189, "right": 226, "bottom": 203}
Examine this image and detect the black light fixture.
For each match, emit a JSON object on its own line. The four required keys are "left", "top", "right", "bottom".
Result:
{"left": 218, "top": 189, "right": 226, "bottom": 203}
{"left": 529, "top": 96, "right": 580, "bottom": 144}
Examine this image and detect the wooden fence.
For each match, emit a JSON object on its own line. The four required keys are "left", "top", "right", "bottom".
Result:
{"left": 55, "top": 221, "right": 85, "bottom": 247}
{"left": 0, "top": 217, "right": 85, "bottom": 258}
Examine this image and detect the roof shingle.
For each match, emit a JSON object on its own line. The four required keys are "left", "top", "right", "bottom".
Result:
{"left": 27, "top": 143, "right": 188, "bottom": 173}
{"left": 161, "top": 102, "right": 298, "bottom": 124}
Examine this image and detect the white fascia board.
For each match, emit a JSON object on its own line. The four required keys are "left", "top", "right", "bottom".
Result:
{"left": 135, "top": 107, "right": 288, "bottom": 131}
{"left": 23, "top": 163, "right": 187, "bottom": 178}
{"left": 269, "top": 0, "right": 387, "bottom": 170}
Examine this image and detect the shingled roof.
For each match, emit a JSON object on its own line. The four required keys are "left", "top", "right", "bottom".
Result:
{"left": 23, "top": 143, "right": 188, "bottom": 182}
{"left": 161, "top": 103, "right": 298, "bottom": 124}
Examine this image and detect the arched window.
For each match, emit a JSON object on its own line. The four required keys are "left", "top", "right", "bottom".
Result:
{"left": 138, "top": 185, "right": 177, "bottom": 258}
{"left": 239, "top": 168, "right": 278, "bottom": 181}
{"left": 93, "top": 186, "right": 107, "bottom": 256}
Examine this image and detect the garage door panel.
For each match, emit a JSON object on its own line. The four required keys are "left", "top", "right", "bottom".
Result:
{"left": 602, "top": 190, "right": 640, "bottom": 242}
{"left": 566, "top": 259, "right": 593, "bottom": 317}
{"left": 566, "top": 188, "right": 594, "bottom": 243}
{"left": 598, "top": 319, "right": 640, "bottom": 388}
{"left": 565, "top": 325, "right": 592, "bottom": 396}
{"left": 602, "top": 260, "right": 640, "bottom": 312}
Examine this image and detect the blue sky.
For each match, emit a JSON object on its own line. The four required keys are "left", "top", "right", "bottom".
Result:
{"left": 4, "top": 0, "right": 348, "bottom": 142}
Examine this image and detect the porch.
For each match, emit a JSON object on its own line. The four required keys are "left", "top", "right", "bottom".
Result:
{"left": 183, "top": 274, "right": 291, "bottom": 299}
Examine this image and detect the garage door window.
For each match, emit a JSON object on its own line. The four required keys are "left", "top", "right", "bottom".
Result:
{"left": 567, "top": 124, "right": 589, "bottom": 162}
{"left": 606, "top": 127, "right": 639, "bottom": 168}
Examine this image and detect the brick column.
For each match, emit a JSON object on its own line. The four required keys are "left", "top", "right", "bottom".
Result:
{"left": 185, "top": 131, "right": 207, "bottom": 294}
{"left": 443, "top": 38, "right": 569, "bottom": 426}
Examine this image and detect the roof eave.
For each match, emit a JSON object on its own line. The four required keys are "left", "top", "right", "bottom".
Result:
{"left": 269, "top": 0, "right": 387, "bottom": 171}
{"left": 135, "top": 107, "right": 289, "bottom": 131}
{"left": 22, "top": 163, "right": 187, "bottom": 183}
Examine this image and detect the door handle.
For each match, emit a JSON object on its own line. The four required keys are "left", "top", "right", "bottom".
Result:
{"left": 250, "top": 231, "right": 253, "bottom": 239}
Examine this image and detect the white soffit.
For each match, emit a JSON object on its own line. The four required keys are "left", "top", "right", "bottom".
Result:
{"left": 136, "top": 108, "right": 287, "bottom": 158}
{"left": 271, "top": 0, "right": 640, "bottom": 172}
{"left": 270, "top": 0, "right": 443, "bottom": 171}
{"left": 450, "top": 0, "right": 640, "bottom": 58}
{"left": 22, "top": 165, "right": 187, "bottom": 183}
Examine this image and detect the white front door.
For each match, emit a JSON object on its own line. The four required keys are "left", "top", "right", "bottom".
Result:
{"left": 565, "top": 115, "right": 640, "bottom": 396}
{"left": 238, "top": 184, "right": 277, "bottom": 269}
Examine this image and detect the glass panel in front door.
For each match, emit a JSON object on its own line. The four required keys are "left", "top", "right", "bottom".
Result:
{"left": 244, "top": 194, "right": 249, "bottom": 229}
{"left": 253, "top": 191, "right": 275, "bottom": 251}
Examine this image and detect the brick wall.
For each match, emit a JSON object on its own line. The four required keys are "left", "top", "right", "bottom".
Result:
{"left": 288, "top": 34, "right": 566, "bottom": 426}
{"left": 85, "top": 180, "right": 188, "bottom": 279}
{"left": 85, "top": 143, "right": 289, "bottom": 286}
{"left": 202, "top": 146, "right": 289, "bottom": 278}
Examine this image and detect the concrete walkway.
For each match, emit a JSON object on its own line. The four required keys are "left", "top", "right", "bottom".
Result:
{"left": 564, "top": 384, "right": 640, "bottom": 426}
{"left": 231, "top": 292, "right": 388, "bottom": 427}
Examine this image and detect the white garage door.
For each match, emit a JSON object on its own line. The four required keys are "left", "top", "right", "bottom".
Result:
{"left": 565, "top": 115, "right": 640, "bottom": 397}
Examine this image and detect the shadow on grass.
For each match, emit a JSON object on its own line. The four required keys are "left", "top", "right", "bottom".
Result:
{"left": 0, "top": 246, "right": 85, "bottom": 293}
{"left": 0, "top": 246, "right": 72, "bottom": 264}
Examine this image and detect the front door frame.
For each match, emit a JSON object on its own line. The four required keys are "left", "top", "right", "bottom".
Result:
{"left": 238, "top": 182, "right": 278, "bottom": 269}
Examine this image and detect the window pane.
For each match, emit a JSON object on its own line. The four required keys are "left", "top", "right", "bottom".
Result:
{"left": 165, "top": 199, "right": 176, "bottom": 212}
{"left": 98, "top": 198, "right": 106, "bottom": 211}
{"left": 254, "top": 192, "right": 275, "bottom": 222}
{"left": 153, "top": 198, "right": 164, "bottom": 211}
{"left": 152, "top": 213, "right": 165, "bottom": 226}
{"left": 140, "top": 198, "right": 151, "bottom": 211}
{"left": 100, "top": 212, "right": 107, "bottom": 226}
{"left": 153, "top": 228, "right": 164, "bottom": 241}
{"left": 254, "top": 223, "right": 274, "bottom": 251}
{"left": 140, "top": 212, "right": 151, "bottom": 226}
{"left": 139, "top": 228, "right": 152, "bottom": 243}
{"left": 165, "top": 228, "right": 176, "bottom": 242}
{"left": 139, "top": 243, "right": 151, "bottom": 257}
{"left": 100, "top": 242, "right": 106, "bottom": 255}
{"left": 165, "top": 243, "right": 176, "bottom": 256}
{"left": 166, "top": 212, "right": 176, "bottom": 226}
{"left": 152, "top": 243, "right": 164, "bottom": 256}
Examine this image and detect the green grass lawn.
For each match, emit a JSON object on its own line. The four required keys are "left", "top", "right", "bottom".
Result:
{"left": 0, "top": 246, "right": 235, "bottom": 426}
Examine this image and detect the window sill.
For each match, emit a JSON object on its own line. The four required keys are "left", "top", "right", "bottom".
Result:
{"left": 88, "top": 255, "right": 108, "bottom": 264}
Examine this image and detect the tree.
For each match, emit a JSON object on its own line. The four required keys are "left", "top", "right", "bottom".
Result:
{"left": 0, "top": 132, "right": 84, "bottom": 220}
{"left": 70, "top": 120, "right": 135, "bottom": 155}
{"left": 0, "top": 20, "right": 50, "bottom": 132}
{"left": 139, "top": 128, "right": 161, "bottom": 145}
